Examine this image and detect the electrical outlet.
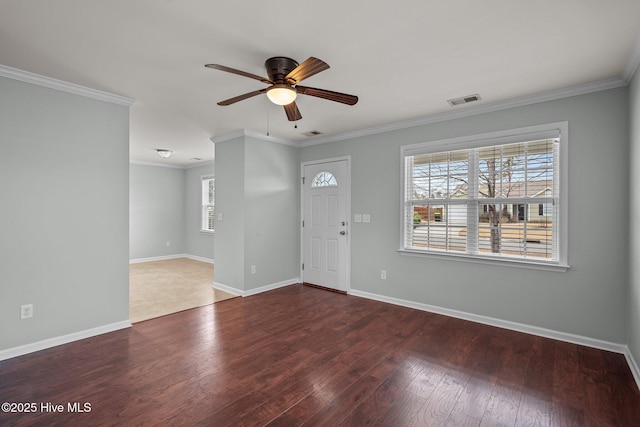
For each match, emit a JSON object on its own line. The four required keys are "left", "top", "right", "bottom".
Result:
{"left": 251, "top": 265, "right": 256, "bottom": 274}
{"left": 363, "top": 214, "right": 371, "bottom": 223}
{"left": 20, "top": 304, "right": 33, "bottom": 319}
{"left": 381, "top": 270, "right": 387, "bottom": 280}
{"left": 166, "top": 241, "right": 171, "bottom": 247}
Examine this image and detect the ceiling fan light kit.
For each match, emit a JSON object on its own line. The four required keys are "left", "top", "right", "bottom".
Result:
{"left": 266, "top": 84, "right": 297, "bottom": 105}
{"left": 205, "top": 56, "right": 358, "bottom": 121}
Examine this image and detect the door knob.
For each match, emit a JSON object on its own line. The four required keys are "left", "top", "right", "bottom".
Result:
{"left": 340, "top": 231, "right": 346, "bottom": 235}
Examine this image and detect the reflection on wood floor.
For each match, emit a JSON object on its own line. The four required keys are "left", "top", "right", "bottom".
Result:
{"left": 1, "top": 284, "right": 638, "bottom": 426}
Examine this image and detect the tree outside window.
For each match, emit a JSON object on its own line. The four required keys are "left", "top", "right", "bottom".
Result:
{"left": 402, "top": 123, "right": 566, "bottom": 268}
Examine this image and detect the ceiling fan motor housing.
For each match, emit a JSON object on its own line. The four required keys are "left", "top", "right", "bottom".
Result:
{"left": 265, "top": 57, "right": 299, "bottom": 84}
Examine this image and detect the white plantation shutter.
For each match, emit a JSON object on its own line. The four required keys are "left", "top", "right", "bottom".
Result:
{"left": 202, "top": 176, "right": 214, "bottom": 231}
{"left": 401, "top": 123, "right": 567, "bottom": 269}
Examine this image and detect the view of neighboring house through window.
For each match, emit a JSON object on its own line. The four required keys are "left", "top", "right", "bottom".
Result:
{"left": 202, "top": 176, "right": 214, "bottom": 232}
{"left": 401, "top": 123, "right": 567, "bottom": 268}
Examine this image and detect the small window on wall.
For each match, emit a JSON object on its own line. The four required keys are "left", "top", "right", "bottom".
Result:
{"left": 202, "top": 176, "right": 214, "bottom": 232}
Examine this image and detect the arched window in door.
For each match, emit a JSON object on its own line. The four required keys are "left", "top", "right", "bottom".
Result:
{"left": 311, "top": 171, "right": 338, "bottom": 188}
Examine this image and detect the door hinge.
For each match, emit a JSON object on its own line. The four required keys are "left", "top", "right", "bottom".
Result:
{"left": 302, "top": 263, "right": 304, "bottom": 270}
{"left": 302, "top": 176, "right": 305, "bottom": 184}
{"left": 302, "top": 220, "right": 304, "bottom": 227}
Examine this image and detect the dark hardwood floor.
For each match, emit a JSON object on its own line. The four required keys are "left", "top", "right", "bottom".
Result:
{"left": 1, "top": 284, "right": 639, "bottom": 426}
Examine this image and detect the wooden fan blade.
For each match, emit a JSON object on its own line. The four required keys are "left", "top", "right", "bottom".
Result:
{"left": 296, "top": 86, "right": 358, "bottom": 105}
{"left": 283, "top": 102, "right": 302, "bottom": 121}
{"left": 285, "top": 57, "right": 329, "bottom": 84}
{"left": 217, "top": 89, "right": 267, "bottom": 106}
{"left": 205, "top": 64, "right": 273, "bottom": 84}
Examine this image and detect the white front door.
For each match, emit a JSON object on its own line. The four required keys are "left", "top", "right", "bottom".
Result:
{"left": 302, "top": 159, "right": 349, "bottom": 292}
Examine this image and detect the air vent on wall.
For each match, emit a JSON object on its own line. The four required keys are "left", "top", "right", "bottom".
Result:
{"left": 447, "top": 93, "right": 481, "bottom": 107}
{"left": 302, "top": 130, "right": 323, "bottom": 137}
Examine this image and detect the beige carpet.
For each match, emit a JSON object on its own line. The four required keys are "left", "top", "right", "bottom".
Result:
{"left": 129, "top": 257, "right": 236, "bottom": 323}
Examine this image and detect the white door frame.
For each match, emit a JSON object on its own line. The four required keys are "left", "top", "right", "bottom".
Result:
{"left": 300, "top": 156, "right": 351, "bottom": 292}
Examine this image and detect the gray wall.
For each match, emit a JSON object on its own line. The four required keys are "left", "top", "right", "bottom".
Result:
{"left": 0, "top": 76, "right": 130, "bottom": 351}
{"left": 130, "top": 164, "right": 186, "bottom": 260}
{"left": 185, "top": 162, "right": 215, "bottom": 260}
{"left": 630, "top": 67, "right": 640, "bottom": 362}
{"left": 213, "top": 136, "right": 246, "bottom": 288}
{"left": 213, "top": 134, "right": 299, "bottom": 292}
{"left": 244, "top": 136, "right": 299, "bottom": 290}
{"left": 129, "top": 161, "right": 215, "bottom": 261}
{"left": 300, "top": 87, "right": 630, "bottom": 344}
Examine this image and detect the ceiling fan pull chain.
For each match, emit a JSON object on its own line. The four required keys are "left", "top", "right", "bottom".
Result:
{"left": 266, "top": 99, "right": 270, "bottom": 136}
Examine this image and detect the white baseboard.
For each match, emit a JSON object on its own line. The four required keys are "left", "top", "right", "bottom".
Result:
{"left": 129, "top": 254, "right": 214, "bottom": 264}
{"left": 213, "top": 278, "right": 299, "bottom": 297}
{"left": 349, "top": 289, "right": 629, "bottom": 355}
{"left": 129, "top": 254, "right": 185, "bottom": 264}
{"left": 244, "top": 278, "right": 300, "bottom": 297}
{"left": 185, "top": 254, "right": 214, "bottom": 264}
{"left": 0, "top": 320, "right": 131, "bottom": 362}
{"left": 624, "top": 347, "right": 640, "bottom": 391}
{"left": 351, "top": 288, "right": 640, "bottom": 391}
{"left": 212, "top": 281, "right": 243, "bottom": 296}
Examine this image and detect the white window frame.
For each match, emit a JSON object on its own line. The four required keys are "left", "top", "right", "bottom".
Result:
{"left": 201, "top": 175, "right": 215, "bottom": 233}
{"left": 399, "top": 122, "right": 569, "bottom": 271}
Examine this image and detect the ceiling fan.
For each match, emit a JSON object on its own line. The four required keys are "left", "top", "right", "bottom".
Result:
{"left": 205, "top": 56, "right": 358, "bottom": 121}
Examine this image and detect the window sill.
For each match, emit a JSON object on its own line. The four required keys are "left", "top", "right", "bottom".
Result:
{"left": 200, "top": 229, "right": 215, "bottom": 235}
{"left": 398, "top": 248, "right": 569, "bottom": 272}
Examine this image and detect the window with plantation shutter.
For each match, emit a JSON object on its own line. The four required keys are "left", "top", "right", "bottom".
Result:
{"left": 400, "top": 123, "right": 568, "bottom": 271}
{"left": 202, "top": 176, "right": 215, "bottom": 232}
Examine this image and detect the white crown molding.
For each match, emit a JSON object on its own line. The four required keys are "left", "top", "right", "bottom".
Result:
{"left": 210, "top": 129, "right": 249, "bottom": 144}
{"left": 213, "top": 77, "right": 626, "bottom": 149}
{"left": 624, "top": 37, "right": 640, "bottom": 83}
{"left": 129, "top": 160, "right": 187, "bottom": 170}
{"left": 210, "top": 129, "right": 297, "bottom": 146}
{"left": 299, "top": 77, "right": 627, "bottom": 147}
{"left": 0, "top": 320, "right": 131, "bottom": 362}
{"left": 185, "top": 160, "right": 214, "bottom": 169}
{"left": 0, "top": 64, "right": 135, "bottom": 106}
{"left": 130, "top": 159, "right": 214, "bottom": 170}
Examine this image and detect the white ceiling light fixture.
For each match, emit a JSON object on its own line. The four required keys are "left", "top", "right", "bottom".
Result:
{"left": 266, "top": 84, "right": 297, "bottom": 106}
{"left": 156, "top": 149, "right": 173, "bottom": 158}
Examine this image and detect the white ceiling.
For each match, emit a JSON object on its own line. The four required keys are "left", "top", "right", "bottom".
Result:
{"left": 1, "top": 1, "right": 639, "bottom": 167}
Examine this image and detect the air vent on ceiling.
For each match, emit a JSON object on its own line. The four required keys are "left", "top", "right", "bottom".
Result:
{"left": 447, "top": 93, "right": 481, "bottom": 107}
{"left": 302, "top": 130, "right": 323, "bottom": 137}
